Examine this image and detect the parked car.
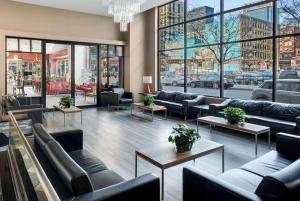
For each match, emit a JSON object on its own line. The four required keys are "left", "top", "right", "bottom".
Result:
{"left": 235, "top": 72, "right": 259, "bottom": 85}
{"left": 257, "top": 71, "right": 272, "bottom": 83}
{"left": 190, "top": 73, "right": 234, "bottom": 89}
{"left": 251, "top": 79, "right": 300, "bottom": 104}
{"left": 161, "top": 76, "right": 191, "bottom": 86}
{"left": 279, "top": 70, "right": 299, "bottom": 79}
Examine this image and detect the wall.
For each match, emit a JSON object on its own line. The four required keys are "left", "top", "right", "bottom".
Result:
{"left": 124, "top": 8, "right": 157, "bottom": 101}
{"left": 0, "top": 0, "right": 124, "bottom": 96}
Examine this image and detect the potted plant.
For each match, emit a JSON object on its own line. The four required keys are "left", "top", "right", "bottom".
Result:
{"left": 168, "top": 123, "right": 200, "bottom": 153}
{"left": 224, "top": 107, "right": 246, "bottom": 125}
{"left": 59, "top": 96, "right": 75, "bottom": 108}
{"left": 143, "top": 95, "right": 154, "bottom": 106}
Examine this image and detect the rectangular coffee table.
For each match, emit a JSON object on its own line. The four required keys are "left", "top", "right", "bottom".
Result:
{"left": 197, "top": 116, "right": 270, "bottom": 156}
{"left": 135, "top": 139, "right": 224, "bottom": 200}
{"left": 53, "top": 105, "right": 82, "bottom": 127}
{"left": 131, "top": 103, "right": 167, "bottom": 121}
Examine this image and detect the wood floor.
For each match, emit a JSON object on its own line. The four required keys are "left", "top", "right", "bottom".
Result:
{"left": 44, "top": 108, "right": 272, "bottom": 201}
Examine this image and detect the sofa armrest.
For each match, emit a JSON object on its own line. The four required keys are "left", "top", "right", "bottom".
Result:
{"left": 183, "top": 167, "right": 262, "bottom": 201}
{"left": 124, "top": 92, "right": 133, "bottom": 99}
{"left": 209, "top": 99, "right": 231, "bottom": 114}
{"left": 296, "top": 116, "right": 300, "bottom": 135}
{"left": 182, "top": 97, "right": 204, "bottom": 117}
{"left": 73, "top": 173, "right": 160, "bottom": 201}
{"left": 50, "top": 129, "right": 83, "bottom": 152}
{"left": 276, "top": 132, "right": 300, "bottom": 160}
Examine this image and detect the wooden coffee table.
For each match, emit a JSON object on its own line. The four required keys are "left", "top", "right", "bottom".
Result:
{"left": 131, "top": 103, "right": 167, "bottom": 121}
{"left": 197, "top": 116, "right": 270, "bottom": 156}
{"left": 53, "top": 105, "right": 82, "bottom": 127}
{"left": 135, "top": 139, "right": 224, "bottom": 200}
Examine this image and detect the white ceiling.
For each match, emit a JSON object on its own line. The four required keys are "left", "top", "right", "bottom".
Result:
{"left": 11, "top": 0, "right": 171, "bottom": 16}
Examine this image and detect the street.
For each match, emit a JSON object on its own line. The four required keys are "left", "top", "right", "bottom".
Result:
{"left": 163, "top": 84, "right": 257, "bottom": 99}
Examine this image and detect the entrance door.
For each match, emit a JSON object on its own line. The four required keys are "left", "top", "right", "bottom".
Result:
{"left": 45, "top": 43, "right": 72, "bottom": 108}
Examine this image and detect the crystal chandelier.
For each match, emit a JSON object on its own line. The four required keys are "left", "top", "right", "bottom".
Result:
{"left": 107, "top": 0, "right": 145, "bottom": 32}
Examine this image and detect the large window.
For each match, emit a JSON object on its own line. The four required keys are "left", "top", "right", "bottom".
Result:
{"left": 158, "top": 0, "right": 300, "bottom": 104}
{"left": 6, "top": 37, "right": 124, "bottom": 107}
{"left": 6, "top": 38, "right": 42, "bottom": 97}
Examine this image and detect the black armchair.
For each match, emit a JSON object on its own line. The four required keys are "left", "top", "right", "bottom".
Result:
{"left": 183, "top": 132, "right": 300, "bottom": 201}
{"left": 110, "top": 88, "right": 133, "bottom": 109}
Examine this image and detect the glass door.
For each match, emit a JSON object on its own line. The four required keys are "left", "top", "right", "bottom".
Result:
{"left": 74, "top": 45, "right": 98, "bottom": 106}
{"left": 45, "top": 43, "right": 72, "bottom": 108}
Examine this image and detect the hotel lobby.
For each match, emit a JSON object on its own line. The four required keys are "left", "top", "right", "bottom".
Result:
{"left": 0, "top": 0, "right": 300, "bottom": 201}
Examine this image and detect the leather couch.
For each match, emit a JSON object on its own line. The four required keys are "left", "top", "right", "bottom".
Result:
{"left": 183, "top": 132, "right": 300, "bottom": 201}
{"left": 3, "top": 96, "right": 43, "bottom": 124}
{"left": 210, "top": 99, "right": 300, "bottom": 135}
{"left": 28, "top": 124, "right": 160, "bottom": 201}
{"left": 190, "top": 97, "right": 225, "bottom": 117}
{"left": 153, "top": 91, "right": 203, "bottom": 119}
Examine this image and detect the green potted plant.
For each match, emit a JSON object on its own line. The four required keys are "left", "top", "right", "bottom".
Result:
{"left": 143, "top": 95, "right": 154, "bottom": 106}
{"left": 59, "top": 96, "right": 75, "bottom": 108}
{"left": 224, "top": 107, "right": 246, "bottom": 125}
{"left": 168, "top": 123, "right": 200, "bottom": 153}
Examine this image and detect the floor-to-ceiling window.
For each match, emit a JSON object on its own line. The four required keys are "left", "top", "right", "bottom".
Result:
{"left": 6, "top": 37, "right": 124, "bottom": 107}
{"left": 74, "top": 45, "right": 98, "bottom": 106}
{"left": 158, "top": 0, "right": 300, "bottom": 104}
{"left": 6, "top": 38, "right": 42, "bottom": 97}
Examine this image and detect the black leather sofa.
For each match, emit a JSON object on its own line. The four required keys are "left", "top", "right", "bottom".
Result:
{"left": 210, "top": 99, "right": 300, "bottom": 135}
{"left": 190, "top": 97, "right": 225, "bottom": 117}
{"left": 183, "top": 132, "right": 300, "bottom": 201}
{"left": 153, "top": 91, "right": 203, "bottom": 119}
{"left": 28, "top": 124, "right": 160, "bottom": 201}
{"left": 3, "top": 96, "right": 43, "bottom": 123}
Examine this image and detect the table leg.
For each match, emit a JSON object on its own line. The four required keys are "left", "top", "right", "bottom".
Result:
{"left": 193, "top": 159, "right": 196, "bottom": 166}
{"left": 135, "top": 153, "right": 137, "bottom": 178}
{"left": 268, "top": 130, "right": 271, "bottom": 149}
{"left": 81, "top": 111, "right": 83, "bottom": 125}
{"left": 152, "top": 110, "right": 154, "bottom": 121}
{"left": 255, "top": 134, "right": 258, "bottom": 157}
{"left": 222, "top": 149, "right": 225, "bottom": 173}
{"left": 64, "top": 113, "right": 66, "bottom": 127}
{"left": 161, "top": 169, "right": 164, "bottom": 200}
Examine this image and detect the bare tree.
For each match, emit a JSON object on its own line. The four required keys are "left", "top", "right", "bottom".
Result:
{"left": 188, "top": 15, "right": 250, "bottom": 71}
{"left": 279, "top": 0, "right": 300, "bottom": 24}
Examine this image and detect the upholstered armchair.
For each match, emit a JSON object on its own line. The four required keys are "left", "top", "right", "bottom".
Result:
{"left": 109, "top": 88, "right": 133, "bottom": 109}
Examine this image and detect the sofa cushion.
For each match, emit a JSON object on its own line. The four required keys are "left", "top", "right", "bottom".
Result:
{"left": 262, "top": 102, "right": 300, "bottom": 122}
{"left": 88, "top": 169, "right": 125, "bottom": 190}
{"left": 154, "top": 100, "right": 182, "bottom": 111}
{"left": 68, "top": 149, "right": 108, "bottom": 174}
{"left": 157, "top": 91, "right": 176, "bottom": 101}
{"left": 241, "top": 151, "right": 293, "bottom": 177}
{"left": 174, "top": 93, "right": 186, "bottom": 103}
{"left": 33, "top": 123, "right": 55, "bottom": 150}
{"left": 247, "top": 115, "right": 296, "bottom": 133}
{"left": 218, "top": 168, "right": 263, "bottom": 193}
{"left": 44, "top": 141, "right": 94, "bottom": 195}
{"left": 120, "top": 98, "right": 133, "bottom": 104}
{"left": 184, "top": 94, "right": 197, "bottom": 100}
{"left": 228, "top": 100, "right": 263, "bottom": 115}
{"left": 255, "top": 158, "right": 300, "bottom": 201}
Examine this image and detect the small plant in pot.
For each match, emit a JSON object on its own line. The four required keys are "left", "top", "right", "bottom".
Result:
{"left": 168, "top": 123, "right": 200, "bottom": 153}
{"left": 59, "top": 96, "right": 75, "bottom": 108}
{"left": 224, "top": 107, "right": 246, "bottom": 125}
{"left": 143, "top": 95, "right": 154, "bottom": 106}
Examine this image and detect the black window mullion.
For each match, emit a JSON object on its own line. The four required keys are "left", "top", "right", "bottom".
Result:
{"left": 184, "top": 0, "right": 187, "bottom": 92}
{"left": 272, "top": 0, "right": 277, "bottom": 102}
{"left": 220, "top": 0, "right": 224, "bottom": 98}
